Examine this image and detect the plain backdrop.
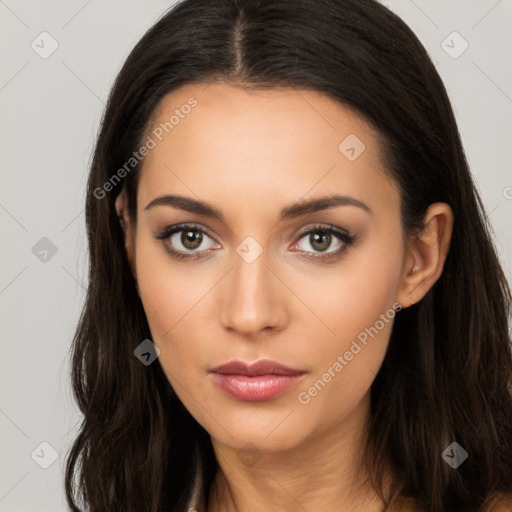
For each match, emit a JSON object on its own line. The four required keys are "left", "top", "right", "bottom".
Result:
{"left": 0, "top": 1, "right": 511, "bottom": 510}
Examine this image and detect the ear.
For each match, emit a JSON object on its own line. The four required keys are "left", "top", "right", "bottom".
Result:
{"left": 397, "top": 202, "right": 454, "bottom": 308}
{"left": 114, "top": 188, "right": 137, "bottom": 280}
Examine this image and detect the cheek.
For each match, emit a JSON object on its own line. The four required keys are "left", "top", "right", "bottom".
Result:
{"left": 293, "top": 226, "right": 404, "bottom": 342}
{"left": 293, "top": 230, "right": 403, "bottom": 410}
{"left": 134, "top": 234, "right": 211, "bottom": 365}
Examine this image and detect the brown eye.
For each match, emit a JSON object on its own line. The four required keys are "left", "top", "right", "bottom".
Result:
{"left": 309, "top": 231, "right": 331, "bottom": 252}
{"left": 290, "top": 224, "right": 356, "bottom": 261}
{"left": 155, "top": 223, "right": 221, "bottom": 260}
{"left": 181, "top": 230, "right": 203, "bottom": 250}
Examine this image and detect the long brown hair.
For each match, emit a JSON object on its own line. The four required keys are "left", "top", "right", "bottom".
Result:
{"left": 65, "top": 0, "right": 512, "bottom": 510}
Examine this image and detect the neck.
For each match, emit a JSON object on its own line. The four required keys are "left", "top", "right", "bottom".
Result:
{"left": 207, "top": 394, "right": 392, "bottom": 512}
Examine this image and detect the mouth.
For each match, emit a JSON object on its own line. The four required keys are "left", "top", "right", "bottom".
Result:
{"left": 209, "top": 360, "right": 306, "bottom": 401}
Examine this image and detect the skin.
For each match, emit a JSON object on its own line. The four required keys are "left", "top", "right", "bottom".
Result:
{"left": 115, "top": 82, "right": 453, "bottom": 511}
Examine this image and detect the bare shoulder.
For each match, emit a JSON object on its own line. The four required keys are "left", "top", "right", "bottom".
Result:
{"left": 385, "top": 495, "right": 417, "bottom": 512}
{"left": 385, "top": 493, "right": 512, "bottom": 512}
{"left": 481, "top": 492, "right": 512, "bottom": 511}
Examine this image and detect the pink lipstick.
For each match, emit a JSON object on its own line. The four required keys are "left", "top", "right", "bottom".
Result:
{"left": 209, "top": 360, "right": 305, "bottom": 401}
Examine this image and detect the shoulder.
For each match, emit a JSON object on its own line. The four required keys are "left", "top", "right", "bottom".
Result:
{"left": 385, "top": 495, "right": 417, "bottom": 512}
{"left": 481, "top": 492, "right": 512, "bottom": 511}
{"left": 386, "top": 492, "right": 512, "bottom": 512}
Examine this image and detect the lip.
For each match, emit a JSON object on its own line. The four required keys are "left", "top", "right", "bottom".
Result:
{"left": 209, "top": 360, "right": 306, "bottom": 401}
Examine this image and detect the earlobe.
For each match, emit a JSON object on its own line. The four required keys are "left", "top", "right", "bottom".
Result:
{"left": 397, "top": 202, "right": 454, "bottom": 307}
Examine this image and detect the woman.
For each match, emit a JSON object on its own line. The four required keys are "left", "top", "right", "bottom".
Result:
{"left": 64, "top": 0, "right": 512, "bottom": 510}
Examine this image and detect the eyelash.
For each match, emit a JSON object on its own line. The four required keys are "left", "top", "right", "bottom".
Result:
{"left": 154, "top": 223, "right": 357, "bottom": 262}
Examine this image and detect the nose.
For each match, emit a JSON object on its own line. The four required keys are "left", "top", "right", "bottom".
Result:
{"left": 219, "top": 249, "right": 287, "bottom": 338}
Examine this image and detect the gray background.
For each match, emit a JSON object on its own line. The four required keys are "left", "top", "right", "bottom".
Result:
{"left": 0, "top": 1, "right": 511, "bottom": 510}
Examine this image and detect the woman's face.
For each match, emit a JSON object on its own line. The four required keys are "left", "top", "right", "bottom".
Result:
{"left": 125, "top": 82, "right": 411, "bottom": 453}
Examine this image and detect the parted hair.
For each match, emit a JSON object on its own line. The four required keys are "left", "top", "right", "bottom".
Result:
{"left": 65, "top": 0, "right": 512, "bottom": 511}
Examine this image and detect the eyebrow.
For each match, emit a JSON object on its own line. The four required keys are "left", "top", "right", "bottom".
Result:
{"left": 144, "top": 193, "right": 372, "bottom": 220}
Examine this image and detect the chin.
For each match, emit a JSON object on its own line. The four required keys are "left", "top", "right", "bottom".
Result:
{"left": 195, "top": 399, "right": 314, "bottom": 453}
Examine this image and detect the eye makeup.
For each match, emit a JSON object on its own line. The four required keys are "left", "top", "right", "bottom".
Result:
{"left": 154, "top": 222, "right": 357, "bottom": 262}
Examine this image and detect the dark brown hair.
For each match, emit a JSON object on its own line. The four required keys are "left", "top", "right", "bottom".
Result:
{"left": 65, "top": 0, "right": 512, "bottom": 510}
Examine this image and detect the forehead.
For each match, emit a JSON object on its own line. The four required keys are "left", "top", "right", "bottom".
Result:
{"left": 138, "top": 81, "right": 400, "bottom": 220}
